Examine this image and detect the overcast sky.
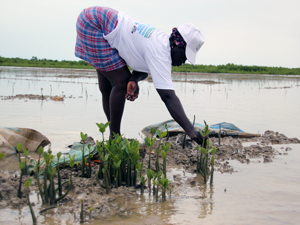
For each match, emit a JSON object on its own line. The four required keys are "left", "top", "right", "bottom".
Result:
{"left": 0, "top": 0, "right": 299, "bottom": 68}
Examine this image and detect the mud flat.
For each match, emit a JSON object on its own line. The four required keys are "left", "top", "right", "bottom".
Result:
{"left": 0, "top": 130, "right": 299, "bottom": 224}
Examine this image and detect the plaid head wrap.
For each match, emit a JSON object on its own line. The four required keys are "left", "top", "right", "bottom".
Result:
{"left": 170, "top": 28, "right": 186, "bottom": 47}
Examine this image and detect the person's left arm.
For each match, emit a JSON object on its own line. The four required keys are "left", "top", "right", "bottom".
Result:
{"left": 126, "top": 71, "right": 148, "bottom": 101}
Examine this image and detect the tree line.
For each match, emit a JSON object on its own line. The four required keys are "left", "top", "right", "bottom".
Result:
{"left": 0, "top": 56, "right": 299, "bottom": 75}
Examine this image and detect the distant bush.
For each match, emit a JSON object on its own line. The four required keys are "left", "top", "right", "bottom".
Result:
{"left": 173, "top": 63, "right": 300, "bottom": 75}
{"left": 0, "top": 56, "right": 299, "bottom": 75}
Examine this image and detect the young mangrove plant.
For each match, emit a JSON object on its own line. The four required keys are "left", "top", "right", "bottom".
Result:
{"left": 0, "top": 153, "right": 6, "bottom": 199}
{"left": 137, "top": 162, "right": 147, "bottom": 194}
{"left": 68, "top": 154, "right": 76, "bottom": 190}
{"left": 52, "top": 154, "right": 74, "bottom": 204}
{"left": 161, "top": 142, "right": 172, "bottom": 178}
{"left": 35, "top": 146, "right": 44, "bottom": 202}
{"left": 155, "top": 130, "right": 168, "bottom": 172}
{"left": 80, "top": 132, "right": 88, "bottom": 178}
{"left": 144, "top": 127, "right": 157, "bottom": 170}
{"left": 153, "top": 171, "right": 162, "bottom": 202}
{"left": 56, "top": 152, "right": 62, "bottom": 196}
{"left": 96, "top": 121, "right": 110, "bottom": 180}
{"left": 17, "top": 161, "right": 24, "bottom": 198}
{"left": 24, "top": 178, "right": 37, "bottom": 225}
{"left": 16, "top": 143, "right": 29, "bottom": 175}
{"left": 40, "top": 87, "right": 44, "bottom": 99}
{"left": 48, "top": 165, "right": 57, "bottom": 205}
{"left": 197, "top": 124, "right": 217, "bottom": 184}
{"left": 159, "top": 174, "right": 169, "bottom": 201}
{"left": 146, "top": 168, "right": 155, "bottom": 195}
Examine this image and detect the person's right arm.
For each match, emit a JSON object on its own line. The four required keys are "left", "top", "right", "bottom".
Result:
{"left": 156, "top": 89, "right": 205, "bottom": 146}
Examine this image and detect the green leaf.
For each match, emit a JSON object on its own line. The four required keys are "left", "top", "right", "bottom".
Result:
{"left": 38, "top": 146, "right": 44, "bottom": 156}
{"left": 144, "top": 137, "right": 151, "bottom": 147}
{"left": 57, "top": 152, "right": 61, "bottom": 160}
{"left": 161, "top": 131, "right": 167, "bottom": 138}
{"left": 199, "top": 129, "right": 203, "bottom": 136}
{"left": 150, "top": 127, "right": 157, "bottom": 135}
{"left": 80, "top": 132, "right": 87, "bottom": 141}
{"left": 151, "top": 138, "right": 156, "bottom": 146}
{"left": 161, "top": 151, "right": 166, "bottom": 158}
{"left": 19, "top": 161, "right": 23, "bottom": 169}
{"left": 0, "top": 153, "right": 6, "bottom": 160}
{"left": 201, "top": 147, "right": 207, "bottom": 154}
{"left": 156, "top": 130, "right": 162, "bottom": 137}
{"left": 211, "top": 147, "right": 217, "bottom": 155}
{"left": 16, "top": 143, "right": 22, "bottom": 152}
{"left": 23, "top": 148, "right": 29, "bottom": 157}
{"left": 206, "top": 139, "right": 210, "bottom": 147}
{"left": 24, "top": 178, "right": 32, "bottom": 188}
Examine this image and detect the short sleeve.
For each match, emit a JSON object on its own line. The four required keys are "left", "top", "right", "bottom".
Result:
{"left": 147, "top": 56, "right": 174, "bottom": 90}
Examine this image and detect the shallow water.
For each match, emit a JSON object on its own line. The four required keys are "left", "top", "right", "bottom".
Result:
{"left": 0, "top": 67, "right": 300, "bottom": 224}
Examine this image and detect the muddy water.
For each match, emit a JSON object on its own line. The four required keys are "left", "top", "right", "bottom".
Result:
{"left": 1, "top": 67, "right": 300, "bottom": 224}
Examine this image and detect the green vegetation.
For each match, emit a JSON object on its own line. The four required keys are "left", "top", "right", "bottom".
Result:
{"left": 1, "top": 56, "right": 299, "bottom": 75}
{"left": 196, "top": 124, "right": 217, "bottom": 184}
{"left": 0, "top": 56, "right": 93, "bottom": 69}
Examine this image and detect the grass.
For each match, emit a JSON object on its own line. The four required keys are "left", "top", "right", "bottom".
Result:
{"left": 1, "top": 56, "right": 299, "bottom": 75}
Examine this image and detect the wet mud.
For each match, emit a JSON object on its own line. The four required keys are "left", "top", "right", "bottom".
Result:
{"left": 0, "top": 130, "right": 299, "bottom": 223}
{"left": 1, "top": 94, "right": 65, "bottom": 101}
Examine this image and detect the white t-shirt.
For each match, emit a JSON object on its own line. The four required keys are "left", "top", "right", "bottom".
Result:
{"left": 104, "top": 11, "right": 174, "bottom": 90}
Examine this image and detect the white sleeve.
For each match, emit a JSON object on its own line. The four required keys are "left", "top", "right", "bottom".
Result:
{"left": 147, "top": 56, "right": 174, "bottom": 90}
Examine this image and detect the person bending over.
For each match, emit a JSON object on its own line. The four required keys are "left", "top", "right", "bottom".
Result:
{"left": 75, "top": 6, "right": 205, "bottom": 144}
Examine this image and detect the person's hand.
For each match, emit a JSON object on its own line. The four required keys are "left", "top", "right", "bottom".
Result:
{"left": 125, "top": 80, "right": 139, "bottom": 101}
{"left": 189, "top": 128, "right": 207, "bottom": 147}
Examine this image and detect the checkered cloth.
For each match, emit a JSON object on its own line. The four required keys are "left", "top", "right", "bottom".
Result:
{"left": 75, "top": 7, "right": 126, "bottom": 71}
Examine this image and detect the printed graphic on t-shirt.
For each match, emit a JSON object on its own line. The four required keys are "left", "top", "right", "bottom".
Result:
{"left": 131, "top": 22, "right": 156, "bottom": 38}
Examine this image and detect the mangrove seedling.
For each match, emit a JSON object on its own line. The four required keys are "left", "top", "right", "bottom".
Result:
{"left": 146, "top": 168, "right": 155, "bottom": 195}
{"left": 24, "top": 178, "right": 37, "bottom": 225}
{"left": 41, "top": 87, "right": 44, "bottom": 99}
{"left": 17, "top": 161, "right": 23, "bottom": 198}
{"left": 89, "top": 206, "right": 93, "bottom": 218}
{"left": 35, "top": 147, "right": 44, "bottom": 202}
{"left": 16, "top": 142, "right": 22, "bottom": 163}
{"left": 161, "top": 142, "right": 172, "bottom": 178}
{"left": 153, "top": 170, "right": 162, "bottom": 202}
{"left": 137, "top": 162, "right": 147, "bottom": 194}
{"left": 0, "top": 153, "right": 6, "bottom": 199}
{"left": 43, "top": 150, "right": 54, "bottom": 204}
{"left": 80, "top": 132, "right": 88, "bottom": 178}
{"left": 16, "top": 143, "right": 29, "bottom": 175}
{"left": 23, "top": 148, "right": 30, "bottom": 175}
{"left": 68, "top": 154, "right": 76, "bottom": 189}
{"left": 96, "top": 121, "right": 110, "bottom": 179}
{"left": 159, "top": 174, "right": 169, "bottom": 201}
{"left": 101, "top": 153, "right": 110, "bottom": 194}
{"left": 144, "top": 127, "right": 157, "bottom": 170}
{"left": 56, "top": 152, "right": 62, "bottom": 196}
{"left": 48, "top": 165, "right": 57, "bottom": 205}
{"left": 155, "top": 130, "right": 168, "bottom": 172}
